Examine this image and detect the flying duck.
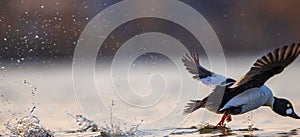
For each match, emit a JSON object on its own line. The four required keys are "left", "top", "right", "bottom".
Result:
{"left": 182, "top": 43, "right": 300, "bottom": 126}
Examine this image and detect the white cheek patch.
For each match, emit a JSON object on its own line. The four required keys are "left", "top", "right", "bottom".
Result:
{"left": 286, "top": 108, "right": 293, "bottom": 115}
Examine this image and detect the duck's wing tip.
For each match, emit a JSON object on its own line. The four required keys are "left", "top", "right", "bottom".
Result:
{"left": 182, "top": 53, "right": 212, "bottom": 79}
{"left": 182, "top": 53, "right": 231, "bottom": 87}
{"left": 230, "top": 42, "right": 300, "bottom": 90}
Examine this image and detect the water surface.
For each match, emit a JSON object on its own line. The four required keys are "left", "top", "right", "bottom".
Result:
{"left": 1, "top": 58, "right": 300, "bottom": 136}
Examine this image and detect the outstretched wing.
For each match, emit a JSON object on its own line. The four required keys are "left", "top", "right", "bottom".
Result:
{"left": 182, "top": 53, "right": 235, "bottom": 88}
{"left": 230, "top": 43, "right": 300, "bottom": 91}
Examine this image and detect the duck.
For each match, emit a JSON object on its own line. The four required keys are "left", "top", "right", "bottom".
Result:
{"left": 182, "top": 43, "right": 300, "bottom": 126}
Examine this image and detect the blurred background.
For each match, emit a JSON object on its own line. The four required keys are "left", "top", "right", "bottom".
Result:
{"left": 1, "top": 0, "right": 300, "bottom": 136}
{"left": 1, "top": 0, "right": 300, "bottom": 67}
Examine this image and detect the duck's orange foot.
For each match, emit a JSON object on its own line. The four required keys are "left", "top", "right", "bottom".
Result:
{"left": 226, "top": 115, "right": 232, "bottom": 122}
{"left": 216, "top": 114, "right": 232, "bottom": 127}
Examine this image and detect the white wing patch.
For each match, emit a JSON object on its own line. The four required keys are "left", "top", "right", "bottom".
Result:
{"left": 286, "top": 108, "right": 293, "bottom": 115}
{"left": 200, "top": 74, "right": 227, "bottom": 88}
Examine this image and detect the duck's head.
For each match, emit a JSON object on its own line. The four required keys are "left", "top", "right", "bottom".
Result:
{"left": 273, "top": 97, "right": 300, "bottom": 119}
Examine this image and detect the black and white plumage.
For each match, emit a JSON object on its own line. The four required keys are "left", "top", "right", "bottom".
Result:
{"left": 183, "top": 43, "right": 300, "bottom": 126}
{"left": 182, "top": 53, "right": 235, "bottom": 88}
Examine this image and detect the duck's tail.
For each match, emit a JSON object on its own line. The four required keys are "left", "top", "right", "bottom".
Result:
{"left": 183, "top": 97, "right": 208, "bottom": 115}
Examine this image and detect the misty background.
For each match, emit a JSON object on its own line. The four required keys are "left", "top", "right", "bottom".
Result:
{"left": 1, "top": 1, "right": 300, "bottom": 135}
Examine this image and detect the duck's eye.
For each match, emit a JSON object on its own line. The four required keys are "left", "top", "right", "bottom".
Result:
{"left": 287, "top": 104, "right": 291, "bottom": 108}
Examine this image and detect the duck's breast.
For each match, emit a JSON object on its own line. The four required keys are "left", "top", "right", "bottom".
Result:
{"left": 220, "top": 85, "right": 273, "bottom": 114}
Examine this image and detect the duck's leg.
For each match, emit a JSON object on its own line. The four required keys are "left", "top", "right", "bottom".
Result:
{"left": 216, "top": 114, "right": 227, "bottom": 126}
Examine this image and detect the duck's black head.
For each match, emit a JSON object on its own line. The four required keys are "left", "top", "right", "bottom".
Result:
{"left": 273, "top": 97, "right": 300, "bottom": 119}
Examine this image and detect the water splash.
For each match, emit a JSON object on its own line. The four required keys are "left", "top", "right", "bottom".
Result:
{"left": 4, "top": 81, "right": 53, "bottom": 137}
{"left": 101, "top": 100, "right": 143, "bottom": 136}
{"left": 242, "top": 112, "right": 254, "bottom": 130}
{"left": 66, "top": 112, "right": 142, "bottom": 136}
{"left": 66, "top": 112, "right": 98, "bottom": 132}
{"left": 5, "top": 114, "right": 54, "bottom": 137}
{"left": 23, "top": 80, "right": 38, "bottom": 112}
{"left": 65, "top": 101, "right": 144, "bottom": 136}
